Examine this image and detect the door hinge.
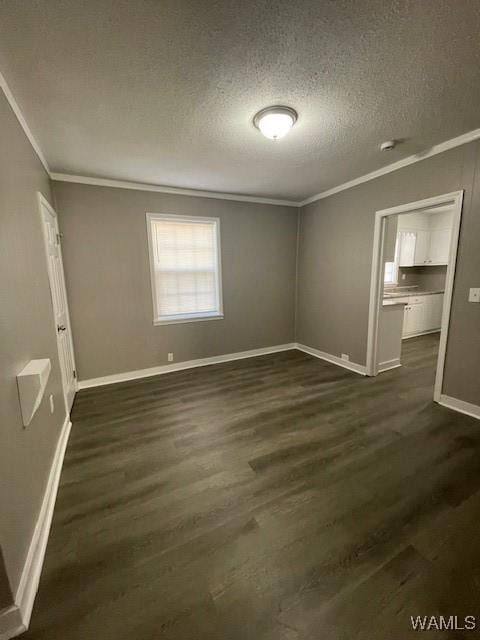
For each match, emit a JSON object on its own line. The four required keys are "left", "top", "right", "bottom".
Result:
{"left": 56, "top": 232, "right": 63, "bottom": 244}
{"left": 73, "top": 369, "right": 77, "bottom": 379}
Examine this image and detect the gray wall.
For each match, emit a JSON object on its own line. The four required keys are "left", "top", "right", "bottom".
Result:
{"left": 52, "top": 182, "right": 298, "bottom": 381}
{"left": 0, "top": 92, "right": 66, "bottom": 602}
{"left": 398, "top": 265, "right": 447, "bottom": 291}
{"left": 296, "top": 141, "right": 480, "bottom": 406}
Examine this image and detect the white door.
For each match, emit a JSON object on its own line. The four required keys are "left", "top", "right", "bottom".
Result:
{"left": 38, "top": 194, "right": 76, "bottom": 412}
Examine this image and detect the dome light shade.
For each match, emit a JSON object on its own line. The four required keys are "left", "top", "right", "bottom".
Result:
{"left": 253, "top": 106, "right": 297, "bottom": 140}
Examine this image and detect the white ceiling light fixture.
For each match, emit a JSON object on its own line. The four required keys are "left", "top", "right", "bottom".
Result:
{"left": 253, "top": 106, "right": 298, "bottom": 140}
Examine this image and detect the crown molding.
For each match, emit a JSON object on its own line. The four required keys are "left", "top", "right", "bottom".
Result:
{"left": 3, "top": 66, "right": 480, "bottom": 208}
{"left": 0, "top": 71, "right": 296, "bottom": 206}
{"left": 52, "top": 124, "right": 480, "bottom": 207}
{"left": 299, "top": 128, "right": 480, "bottom": 206}
{"left": 0, "top": 71, "right": 50, "bottom": 174}
{"left": 50, "top": 173, "right": 300, "bottom": 207}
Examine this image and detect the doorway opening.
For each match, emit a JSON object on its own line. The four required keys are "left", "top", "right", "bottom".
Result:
{"left": 366, "top": 191, "right": 463, "bottom": 402}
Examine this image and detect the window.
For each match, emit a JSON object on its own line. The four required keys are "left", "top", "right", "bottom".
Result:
{"left": 146, "top": 213, "right": 223, "bottom": 325}
{"left": 384, "top": 237, "right": 400, "bottom": 285}
{"left": 384, "top": 261, "right": 397, "bottom": 285}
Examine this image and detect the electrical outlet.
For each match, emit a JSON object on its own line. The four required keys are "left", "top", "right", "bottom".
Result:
{"left": 468, "top": 288, "right": 480, "bottom": 303}
{"left": 49, "top": 394, "right": 55, "bottom": 413}
{"left": 167, "top": 352, "right": 174, "bottom": 362}
{"left": 401, "top": 273, "right": 406, "bottom": 280}
{"left": 341, "top": 353, "right": 350, "bottom": 361}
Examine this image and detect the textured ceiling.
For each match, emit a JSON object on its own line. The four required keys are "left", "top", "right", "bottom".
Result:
{"left": 1, "top": 0, "right": 480, "bottom": 201}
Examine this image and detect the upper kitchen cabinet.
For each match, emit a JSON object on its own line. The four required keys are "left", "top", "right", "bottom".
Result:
{"left": 428, "top": 226, "right": 452, "bottom": 264}
{"left": 398, "top": 231, "right": 416, "bottom": 266}
{"left": 413, "top": 229, "right": 430, "bottom": 264}
{"left": 397, "top": 209, "right": 453, "bottom": 267}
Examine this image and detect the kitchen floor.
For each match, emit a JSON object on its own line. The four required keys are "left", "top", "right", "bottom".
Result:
{"left": 24, "top": 333, "right": 480, "bottom": 640}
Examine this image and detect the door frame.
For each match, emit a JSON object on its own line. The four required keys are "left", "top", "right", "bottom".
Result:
{"left": 365, "top": 190, "right": 464, "bottom": 402}
{"left": 37, "top": 192, "right": 77, "bottom": 413}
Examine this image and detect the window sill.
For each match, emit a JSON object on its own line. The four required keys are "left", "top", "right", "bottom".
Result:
{"left": 154, "top": 313, "right": 224, "bottom": 326}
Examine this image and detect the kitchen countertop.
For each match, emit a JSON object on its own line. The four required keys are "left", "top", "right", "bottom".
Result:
{"left": 382, "top": 287, "right": 445, "bottom": 307}
{"left": 382, "top": 299, "right": 408, "bottom": 307}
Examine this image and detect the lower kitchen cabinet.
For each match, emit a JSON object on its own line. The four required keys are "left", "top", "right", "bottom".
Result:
{"left": 403, "top": 301, "right": 425, "bottom": 336}
{"left": 402, "top": 293, "right": 443, "bottom": 338}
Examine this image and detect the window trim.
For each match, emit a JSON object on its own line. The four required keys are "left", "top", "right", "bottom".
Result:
{"left": 146, "top": 212, "right": 224, "bottom": 326}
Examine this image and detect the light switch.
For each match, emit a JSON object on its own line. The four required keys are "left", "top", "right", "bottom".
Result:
{"left": 468, "top": 288, "right": 480, "bottom": 303}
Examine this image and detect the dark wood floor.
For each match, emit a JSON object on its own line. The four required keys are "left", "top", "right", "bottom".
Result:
{"left": 24, "top": 334, "right": 480, "bottom": 639}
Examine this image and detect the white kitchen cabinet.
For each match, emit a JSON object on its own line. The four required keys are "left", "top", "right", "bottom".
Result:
{"left": 428, "top": 227, "right": 451, "bottom": 264}
{"left": 396, "top": 210, "right": 453, "bottom": 267}
{"left": 413, "top": 230, "right": 430, "bottom": 265}
{"left": 398, "top": 231, "right": 416, "bottom": 266}
{"left": 402, "top": 293, "right": 444, "bottom": 338}
{"left": 403, "top": 302, "right": 426, "bottom": 336}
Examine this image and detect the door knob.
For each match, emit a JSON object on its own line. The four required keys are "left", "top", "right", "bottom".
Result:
{"left": 57, "top": 325, "right": 66, "bottom": 332}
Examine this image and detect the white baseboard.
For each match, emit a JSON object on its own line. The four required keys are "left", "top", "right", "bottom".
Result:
{"left": 295, "top": 343, "right": 367, "bottom": 375}
{"left": 78, "top": 343, "right": 297, "bottom": 389}
{"left": 0, "top": 414, "right": 72, "bottom": 639}
{"left": 78, "top": 341, "right": 371, "bottom": 390}
{"left": 378, "top": 358, "right": 401, "bottom": 373}
{"left": 438, "top": 394, "right": 480, "bottom": 420}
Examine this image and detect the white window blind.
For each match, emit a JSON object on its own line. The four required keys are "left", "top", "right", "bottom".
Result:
{"left": 147, "top": 214, "right": 223, "bottom": 324}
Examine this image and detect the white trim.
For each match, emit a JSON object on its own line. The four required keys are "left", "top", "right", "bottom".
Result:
{"left": 295, "top": 343, "right": 367, "bottom": 375}
{"left": 438, "top": 394, "right": 480, "bottom": 421}
{"left": 378, "top": 358, "right": 401, "bottom": 373}
{"left": 366, "top": 214, "right": 387, "bottom": 379}
{"left": 78, "top": 342, "right": 371, "bottom": 389}
{"left": 15, "top": 415, "right": 71, "bottom": 628}
{"left": 0, "top": 415, "right": 72, "bottom": 640}
{"left": 0, "top": 606, "right": 24, "bottom": 640}
{"left": 154, "top": 313, "right": 224, "bottom": 326}
{"left": 365, "top": 191, "right": 464, "bottom": 405}
{"left": 293, "top": 210, "right": 301, "bottom": 336}
{"left": 0, "top": 71, "right": 49, "bottom": 174}
{"left": 433, "top": 197, "right": 463, "bottom": 401}
{"left": 50, "top": 173, "right": 299, "bottom": 207}
{"left": 299, "top": 129, "right": 480, "bottom": 206}
{"left": 78, "top": 344, "right": 297, "bottom": 389}
{"left": 146, "top": 213, "right": 224, "bottom": 325}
